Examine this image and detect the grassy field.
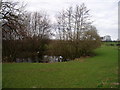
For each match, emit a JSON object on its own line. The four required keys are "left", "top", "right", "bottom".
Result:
{"left": 2, "top": 45, "right": 118, "bottom": 88}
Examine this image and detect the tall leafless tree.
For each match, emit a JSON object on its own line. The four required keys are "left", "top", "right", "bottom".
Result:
{"left": 56, "top": 3, "right": 92, "bottom": 41}
{"left": 1, "top": 0, "right": 27, "bottom": 40}
{"left": 1, "top": 0, "right": 28, "bottom": 62}
{"left": 53, "top": 3, "right": 101, "bottom": 59}
{"left": 27, "top": 12, "right": 51, "bottom": 39}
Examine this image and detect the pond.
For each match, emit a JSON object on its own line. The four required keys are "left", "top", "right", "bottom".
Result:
{"left": 15, "top": 55, "right": 67, "bottom": 63}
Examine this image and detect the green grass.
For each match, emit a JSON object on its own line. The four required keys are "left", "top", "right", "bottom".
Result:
{"left": 0, "top": 63, "right": 2, "bottom": 89}
{"left": 2, "top": 45, "right": 118, "bottom": 88}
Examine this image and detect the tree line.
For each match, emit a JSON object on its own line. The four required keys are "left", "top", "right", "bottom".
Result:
{"left": 1, "top": 0, "right": 101, "bottom": 62}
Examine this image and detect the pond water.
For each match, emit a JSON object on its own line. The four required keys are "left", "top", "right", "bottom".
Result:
{"left": 15, "top": 55, "right": 65, "bottom": 63}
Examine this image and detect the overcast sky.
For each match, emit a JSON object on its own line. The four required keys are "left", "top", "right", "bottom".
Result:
{"left": 15, "top": 0, "right": 118, "bottom": 40}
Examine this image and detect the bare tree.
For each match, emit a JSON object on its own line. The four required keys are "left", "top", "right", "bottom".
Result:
{"left": 56, "top": 10, "right": 68, "bottom": 40}
{"left": 56, "top": 3, "right": 92, "bottom": 41}
{"left": 28, "top": 12, "right": 51, "bottom": 39}
{"left": 53, "top": 3, "right": 101, "bottom": 59}
{"left": 1, "top": 0, "right": 27, "bottom": 62}
{"left": 1, "top": 0, "right": 27, "bottom": 40}
{"left": 21, "top": 11, "right": 51, "bottom": 62}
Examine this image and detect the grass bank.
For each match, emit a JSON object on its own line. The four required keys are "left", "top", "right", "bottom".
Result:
{"left": 2, "top": 45, "right": 118, "bottom": 88}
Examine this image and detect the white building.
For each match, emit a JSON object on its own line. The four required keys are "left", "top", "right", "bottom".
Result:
{"left": 101, "top": 35, "right": 111, "bottom": 41}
